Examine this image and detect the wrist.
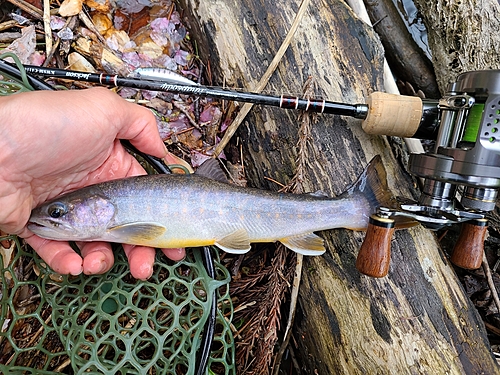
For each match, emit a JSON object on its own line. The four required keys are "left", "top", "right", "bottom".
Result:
{"left": 0, "top": 94, "right": 18, "bottom": 170}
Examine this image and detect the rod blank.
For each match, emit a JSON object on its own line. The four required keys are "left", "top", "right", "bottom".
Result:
{"left": 20, "top": 64, "right": 368, "bottom": 118}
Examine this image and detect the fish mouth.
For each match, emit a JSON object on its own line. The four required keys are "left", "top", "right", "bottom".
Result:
{"left": 27, "top": 221, "right": 44, "bottom": 230}
{"left": 27, "top": 218, "right": 73, "bottom": 239}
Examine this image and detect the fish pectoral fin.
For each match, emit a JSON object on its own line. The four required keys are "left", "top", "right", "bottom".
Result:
{"left": 280, "top": 233, "right": 325, "bottom": 256}
{"left": 215, "top": 229, "right": 251, "bottom": 254}
{"left": 107, "top": 222, "right": 166, "bottom": 244}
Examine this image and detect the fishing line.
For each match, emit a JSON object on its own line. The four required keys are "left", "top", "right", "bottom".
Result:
{"left": 0, "top": 61, "right": 217, "bottom": 374}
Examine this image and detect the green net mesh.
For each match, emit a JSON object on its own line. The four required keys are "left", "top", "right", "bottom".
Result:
{"left": 0, "top": 235, "right": 235, "bottom": 374}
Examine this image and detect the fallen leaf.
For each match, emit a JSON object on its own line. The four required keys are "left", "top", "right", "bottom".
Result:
{"left": 91, "top": 12, "right": 113, "bottom": 35}
{"left": 136, "top": 40, "right": 163, "bottom": 59}
{"left": 3, "top": 25, "right": 39, "bottom": 64}
{"left": 105, "top": 30, "right": 133, "bottom": 52}
{"left": 67, "top": 52, "right": 97, "bottom": 72}
{"left": 85, "top": 0, "right": 111, "bottom": 13}
{"left": 59, "top": 0, "right": 84, "bottom": 17}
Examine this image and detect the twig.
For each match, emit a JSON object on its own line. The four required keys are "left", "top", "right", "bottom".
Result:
{"left": 42, "top": 0, "right": 52, "bottom": 58}
{"left": 484, "top": 321, "right": 500, "bottom": 337}
{"left": 287, "top": 342, "right": 302, "bottom": 374}
{"left": 0, "top": 20, "right": 18, "bottom": 32}
{"left": 372, "top": 14, "right": 388, "bottom": 28}
{"left": 54, "top": 358, "right": 72, "bottom": 372}
{"left": 272, "top": 253, "right": 302, "bottom": 375}
{"left": 264, "top": 176, "right": 286, "bottom": 189}
{"left": 213, "top": 0, "right": 311, "bottom": 157}
{"left": 44, "top": 15, "right": 75, "bottom": 65}
{"left": 483, "top": 253, "right": 500, "bottom": 313}
{"left": 172, "top": 101, "right": 201, "bottom": 130}
{"left": 78, "top": 10, "right": 106, "bottom": 45}
{"left": 5, "top": 0, "right": 43, "bottom": 20}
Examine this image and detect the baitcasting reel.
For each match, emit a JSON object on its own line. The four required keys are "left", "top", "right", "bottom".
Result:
{"left": 356, "top": 70, "right": 500, "bottom": 277}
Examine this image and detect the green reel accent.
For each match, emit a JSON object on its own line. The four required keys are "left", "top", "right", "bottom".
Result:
{"left": 0, "top": 236, "right": 235, "bottom": 374}
{"left": 462, "top": 103, "right": 485, "bottom": 143}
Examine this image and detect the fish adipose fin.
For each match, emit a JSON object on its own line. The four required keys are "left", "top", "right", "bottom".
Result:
{"left": 280, "top": 233, "right": 326, "bottom": 255}
{"left": 215, "top": 229, "right": 251, "bottom": 253}
{"left": 107, "top": 222, "right": 167, "bottom": 243}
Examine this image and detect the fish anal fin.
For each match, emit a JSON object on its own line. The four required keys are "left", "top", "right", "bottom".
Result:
{"left": 107, "top": 222, "right": 166, "bottom": 245}
{"left": 280, "top": 233, "right": 325, "bottom": 255}
{"left": 215, "top": 229, "right": 251, "bottom": 254}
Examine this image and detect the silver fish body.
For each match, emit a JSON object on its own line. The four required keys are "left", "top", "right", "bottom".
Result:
{"left": 28, "top": 156, "right": 393, "bottom": 255}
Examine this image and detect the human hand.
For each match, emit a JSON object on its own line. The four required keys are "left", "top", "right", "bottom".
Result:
{"left": 0, "top": 88, "right": 186, "bottom": 279}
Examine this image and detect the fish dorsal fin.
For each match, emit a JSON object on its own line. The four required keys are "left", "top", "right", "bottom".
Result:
{"left": 107, "top": 222, "right": 166, "bottom": 245}
{"left": 195, "top": 158, "right": 229, "bottom": 183}
{"left": 215, "top": 229, "right": 251, "bottom": 254}
{"left": 280, "top": 233, "right": 325, "bottom": 255}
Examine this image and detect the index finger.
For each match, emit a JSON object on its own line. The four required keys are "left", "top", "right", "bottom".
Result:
{"left": 24, "top": 234, "right": 83, "bottom": 275}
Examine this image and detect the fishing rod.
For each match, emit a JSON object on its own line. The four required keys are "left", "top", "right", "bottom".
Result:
{"left": 18, "top": 63, "right": 371, "bottom": 116}
{"left": 15, "top": 63, "right": 445, "bottom": 140}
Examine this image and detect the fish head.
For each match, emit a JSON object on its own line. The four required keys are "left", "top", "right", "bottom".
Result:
{"left": 28, "top": 190, "right": 116, "bottom": 241}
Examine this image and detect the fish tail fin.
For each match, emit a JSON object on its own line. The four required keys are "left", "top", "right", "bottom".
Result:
{"left": 342, "top": 155, "right": 415, "bottom": 229}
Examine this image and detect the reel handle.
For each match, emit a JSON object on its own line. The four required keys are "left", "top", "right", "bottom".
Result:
{"left": 450, "top": 219, "right": 488, "bottom": 270}
{"left": 362, "top": 92, "right": 423, "bottom": 137}
{"left": 356, "top": 214, "right": 395, "bottom": 278}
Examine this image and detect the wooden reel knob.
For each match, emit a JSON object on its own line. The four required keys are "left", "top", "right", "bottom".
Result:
{"left": 450, "top": 219, "right": 488, "bottom": 270}
{"left": 356, "top": 214, "right": 395, "bottom": 278}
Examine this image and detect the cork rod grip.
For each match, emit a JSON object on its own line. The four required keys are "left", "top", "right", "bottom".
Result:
{"left": 362, "top": 92, "right": 423, "bottom": 137}
{"left": 356, "top": 215, "right": 395, "bottom": 278}
{"left": 450, "top": 219, "right": 488, "bottom": 270}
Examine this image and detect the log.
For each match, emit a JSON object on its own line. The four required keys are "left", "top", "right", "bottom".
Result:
{"left": 412, "top": 0, "right": 500, "bottom": 93}
{"left": 362, "top": 0, "right": 440, "bottom": 98}
{"left": 179, "top": 0, "right": 500, "bottom": 373}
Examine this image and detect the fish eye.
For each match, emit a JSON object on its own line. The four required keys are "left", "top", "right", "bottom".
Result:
{"left": 48, "top": 203, "right": 67, "bottom": 219}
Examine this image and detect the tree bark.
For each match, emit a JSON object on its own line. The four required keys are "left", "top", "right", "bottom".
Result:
{"left": 180, "top": 0, "right": 500, "bottom": 373}
{"left": 412, "top": 0, "right": 500, "bottom": 93}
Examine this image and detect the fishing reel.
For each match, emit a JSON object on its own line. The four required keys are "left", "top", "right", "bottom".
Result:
{"left": 356, "top": 70, "right": 500, "bottom": 277}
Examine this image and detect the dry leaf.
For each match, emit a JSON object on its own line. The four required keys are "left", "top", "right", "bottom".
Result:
{"left": 91, "top": 13, "right": 113, "bottom": 35}
{"left": 136, "top": 40, "right": 163, "bottom": 59}
{"left": 74, "top": 36, "right": 92, "bottom": 55}
{"left": 101, "top": 48, "right": 129, "bottom": 75}
{"left": 67, "top": 52, "right": 97, "bottom": 72}
{"left": 3, "top": 25, "right": 39, "bottom": 64}
{"left": 85, "top": 0, "right": 111, "bottom": 12}
{"left": 59, "top": 0, "right": 84, "bottom": 17}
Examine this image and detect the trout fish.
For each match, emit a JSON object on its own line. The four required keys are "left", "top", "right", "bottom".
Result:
{"left": 28, "top": 156, "right": 394, "bottom": 255}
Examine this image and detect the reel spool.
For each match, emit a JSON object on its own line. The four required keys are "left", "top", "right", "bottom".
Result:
{"left": 357, "top": 70, "right": 500, "bottom": 277}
